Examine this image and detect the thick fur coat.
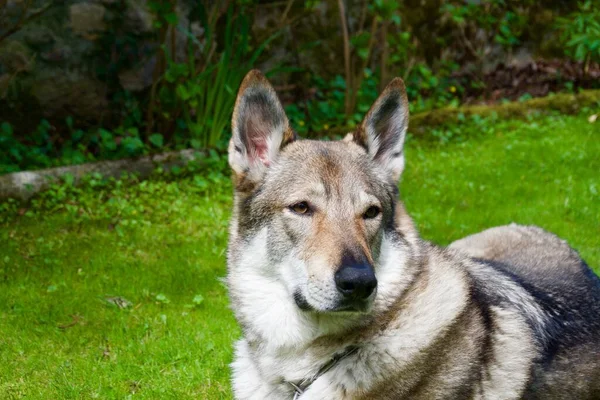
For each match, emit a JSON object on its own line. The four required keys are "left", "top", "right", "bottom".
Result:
{"left": 226, "top": 70, "right": 600, "bottom": 399}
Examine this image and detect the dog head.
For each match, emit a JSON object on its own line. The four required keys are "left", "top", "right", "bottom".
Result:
{"left": 228, "top": 70, "right": 409, "bottom": 314}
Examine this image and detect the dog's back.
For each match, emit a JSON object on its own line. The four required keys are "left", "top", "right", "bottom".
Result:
{"left": 451, "top": 224, "right": 600, "bottom": 398}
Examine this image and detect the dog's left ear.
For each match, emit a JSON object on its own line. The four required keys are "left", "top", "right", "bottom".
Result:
{"left": 353, "top": 78, "right": 409, "bottom": 181}
{"left": 229, "top": 70, "right": 295, "bottom": 181}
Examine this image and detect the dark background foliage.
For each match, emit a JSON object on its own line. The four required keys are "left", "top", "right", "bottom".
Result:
{"left": 1, "top": 0, "right": 599, "bottom": 173}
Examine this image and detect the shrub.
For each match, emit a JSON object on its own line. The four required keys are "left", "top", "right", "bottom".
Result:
{"left": 556, "top": 1, "right": 600, "bottom": 74}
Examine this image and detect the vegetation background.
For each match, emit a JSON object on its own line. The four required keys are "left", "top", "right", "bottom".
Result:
{"left": 0, "top": 0, "right": 599, "bottom": 398}
{"left": 1, "top": 0, "right": 599, "bottom": 172}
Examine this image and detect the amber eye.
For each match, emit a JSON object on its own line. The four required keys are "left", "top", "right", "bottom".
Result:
{"left": 289, "top": 202, "right": 310, "bottom": 215}
{"left": 363, "top": 206, "right": 381, "bottom": 219}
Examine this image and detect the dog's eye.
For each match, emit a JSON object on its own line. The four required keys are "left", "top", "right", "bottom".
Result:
{"left": 363, "top": 206, "right": 380, "bottom": 219}
{"left": 289, "top": 202, "right": 310, "bottom": 215}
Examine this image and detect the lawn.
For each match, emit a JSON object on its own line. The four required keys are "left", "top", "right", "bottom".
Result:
{"left": 0, "top": 112, "right": 598, "bottom": 399}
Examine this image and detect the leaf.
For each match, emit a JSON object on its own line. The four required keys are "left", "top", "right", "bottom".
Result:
{"left": 155, "top": 293, "right": 170, "bottom": 304}
{"left": 63, "top": 173, "right": 75, "bottom": 186}
{"left": 176, "top": 84, "right": 190, "bottom": 100}
{"left": 0, "top": 122, "right": 12, "bottom": 135}
{"left": 192, "top": 294, "right": 204, "bottom": 306}
{"left": 357, "top": 48, "right": 369, "bottom": 60}
{"left": 193, "top": 176, "right": 208, "bottom": 190}
{"left": 164, "top": 12, "right": 178, "bottom": 26}
{"left": 104, "top": 296, "right": 133, "bottom": 309}
{"left": 190, "top": 139, "right": 202, "bottom": 149}
{"left": 99, "top": 129, "right": 117, "bottom": 151}
{"left": 122, "top": 137, "right": 144, "bottom": 154}
{"left": 575, "top": 44, "right": 587, "bottom": 60}
{"left": 148, "top": 134, "right": 164, "bottom": 148}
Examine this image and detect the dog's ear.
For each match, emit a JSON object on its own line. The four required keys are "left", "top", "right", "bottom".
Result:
{"left": 353, "top": 78, "right": 409, "bottom": 181}
{"left": 229, "top": 70, "right": 295, "bottom": 181}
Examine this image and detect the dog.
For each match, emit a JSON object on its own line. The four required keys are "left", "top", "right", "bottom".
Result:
{"left": 226, "top": 69, "right": 600, "bottom": 399}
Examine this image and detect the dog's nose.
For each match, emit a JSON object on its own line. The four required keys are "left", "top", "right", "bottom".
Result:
{"left": 335, "top": 257, "right": 377, "bottom": 300}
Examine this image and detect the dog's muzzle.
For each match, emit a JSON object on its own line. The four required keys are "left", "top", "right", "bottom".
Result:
{"left": 295, "top": 253, "right": 377, "bottom": 313}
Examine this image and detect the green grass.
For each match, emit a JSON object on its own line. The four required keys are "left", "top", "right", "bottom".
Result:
{"left": 0, "top": 113, "right": 599, "bottom": 399}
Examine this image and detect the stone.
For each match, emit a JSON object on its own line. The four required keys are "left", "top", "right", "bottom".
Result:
{"left": 509, "top": 48, "right": 534, "bottom": 69}
{"left": 40, "top": 45, "right": 73, "bottom": 63}
{"left": 23, "top": 26, "right": 55, "bottom": 47}
{"left": 31, "top": 74, "right": 108, "bottom": 121}
{"left": 0, "top": 148, "right": 204, "bottom": 201}
{"left": 0, "top": 74, "right": 11, "bottom": 99}
{"left": 69, "top": 3, "right": 106, "bottom": 36}
{"left": 118, "top": 56, "right": 156, "bottom": 92}
{"left": 190, "top": 21, "right": 204, "bottom": 38}
{"left": 124, "top": 0, "right": 154, "bottom": 34}
{"left": 0, "top": 40, "right": 34, "bottom": 73}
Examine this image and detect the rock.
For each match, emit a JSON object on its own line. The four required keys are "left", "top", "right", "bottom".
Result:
{"left": 3, "top": 0, "right": 25, "bottom": 18}
{"left": 190, "top": 21, "right": 204, "bottom": 38}
{"left": 23, "top": 26, "right": 55, "bottom": 47}
{"left": 69, "top": 3, "right": 106, "bottom": 36}
{"left": 31, "top": 74, "right": 108, "bottom": 122}
{"left": 118, "top": 55, "right": 156, "bottom": 92}
{"left": 40, "top": 45, "right": 73, "bottom": 63}
{"left": 0, "top": 74, "right": 11, "bottom": 99}
{"left": 124, "top": 0, "right": 154, "bottom": 34}
{"left": 509, "top": 48, "right": 534, "bottom": 69}
{"left": 0, "top": 149, "right": 205, "bottom": 201}
{"left": 0, "top": 40, "right": 34, "bottom": 73}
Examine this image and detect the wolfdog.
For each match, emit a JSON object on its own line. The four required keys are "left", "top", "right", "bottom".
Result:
{"left": 226, "top": 70, "right": 600, "bottom": 399}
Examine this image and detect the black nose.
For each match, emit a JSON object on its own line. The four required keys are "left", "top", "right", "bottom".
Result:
{"left": 335, "top": 255, "right": 377, "bottom": 300}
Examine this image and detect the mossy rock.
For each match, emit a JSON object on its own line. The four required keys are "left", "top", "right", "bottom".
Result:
{"left": 409, "top": 90, "right": 600, "bottom": 137}
{"left": 0, "top": 40, "right": 35, "bottom": 73}
{"left": 324, "top": 90, "right": 600, "bottom": 139}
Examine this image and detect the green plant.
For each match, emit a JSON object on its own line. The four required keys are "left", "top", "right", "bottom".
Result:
{"left": 147, "top": 3, "right": 277, "bottom": 150}
{"left": 556, "top": 1, "right": 600, "bottom": 74}
{"left": 0, "top": 120, "right": 159, "bottom": 174}
{"left": 441, "top": 1, "right": 529, "bottom": 69}
{"left": 372, "top": 0, "right": 402, "bottom": 90}
{"left": 495, "top": 11, "right": 526, "bottom": 56}
{"left": 171, "top": 9, "right": 276, "bottom": 149}
{"left": 336, "top": 0, "right": 384, "bottom": 119}
{"left": 285, "top": 69, "right": 380, "bottom": 136}
{"left": 0, "top": 120, "right": 58, "bottom": 173}
{"left": 0, "top": 121, "right": 22, "bottom": 173}
{"left": 285, "top": 62, "right": 464, "bottom": 137}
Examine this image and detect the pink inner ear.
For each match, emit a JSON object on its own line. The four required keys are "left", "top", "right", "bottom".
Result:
{"left": 245, "top": 113, "right": 272, "bottom": 167}
{"left": 249, "top": 136, "right": 270, "bottom": 166}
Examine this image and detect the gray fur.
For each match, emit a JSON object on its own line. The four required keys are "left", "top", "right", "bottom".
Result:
{"left": 451, "top": 224, "right": 600, "bottom": 398}
{"left": 227, "top": 71, "right": 600, "bottom": 399}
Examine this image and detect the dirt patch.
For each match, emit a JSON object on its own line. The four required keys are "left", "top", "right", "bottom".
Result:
{"left": 458, "top": 59, "right": 600, "bottom": 104}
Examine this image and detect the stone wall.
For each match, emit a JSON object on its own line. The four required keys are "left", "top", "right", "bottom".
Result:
{"left": 0, "top": 0, "right": 166, "bottom": 133}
